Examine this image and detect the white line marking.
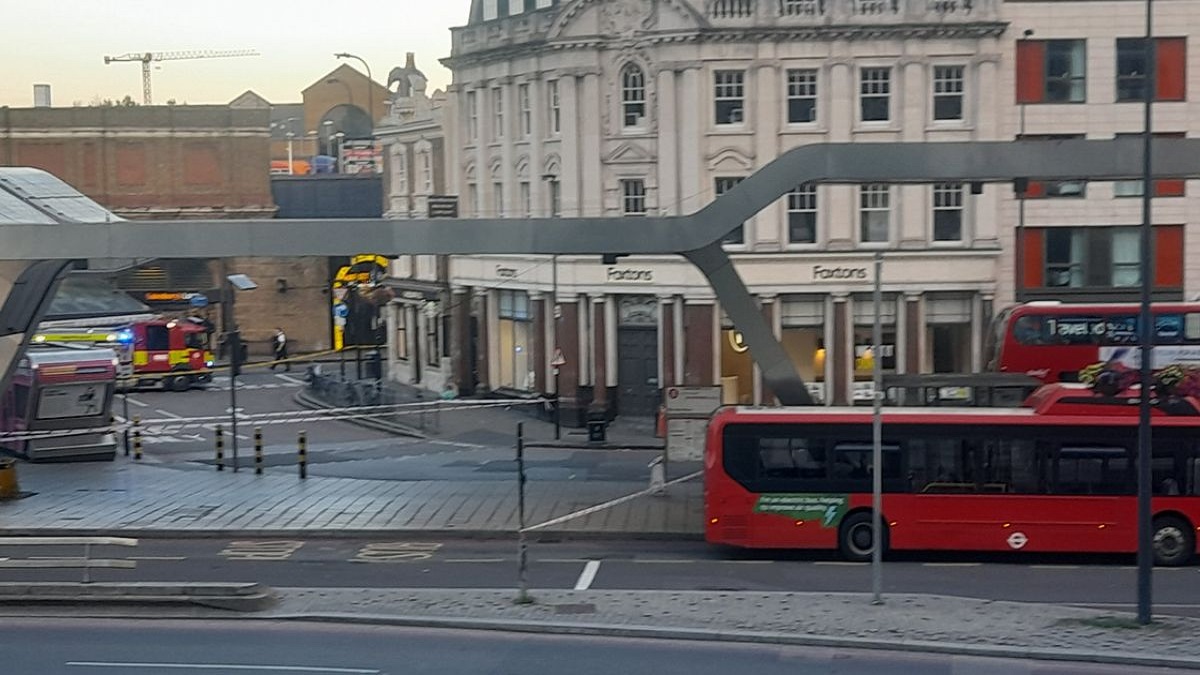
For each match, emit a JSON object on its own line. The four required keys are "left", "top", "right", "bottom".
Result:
{"left": 443, "top": 558, "right": 506, "bottom": 563}
{"left": 574, "top": 560, "right": 601, "bottom": 590}
{"left": 813, "top": 561, "right": 867, "bottom": 566}
{"left": 155, "top": 409, "right": 183, "bottom": 419}
{"left": 922, "top": 562, "right": 983, "bottom": 568}
{"left": 276, "top": 374, "right": 305, "bottom": 385}
{"left": 1030, "top": 565, "right": 1082, "bottom": 570}
{"left": 524, "top": 470, "right": 702, "bottom": 532}
{"left": 66, "top": 662, "right": 379, "bottom": 673}
{"left": 128, "top": 556, "right": 187, "bottom": 561}
{"left": 124, "top": 397, "right": 149, "bottom": 408}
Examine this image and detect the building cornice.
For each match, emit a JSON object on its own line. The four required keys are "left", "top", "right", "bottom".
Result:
{"left": 444, "top": 22, "right": 1010, "bottom": 69}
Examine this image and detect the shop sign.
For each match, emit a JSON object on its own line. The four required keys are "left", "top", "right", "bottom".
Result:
{"left": 807, "top": 264, "right": 873, "bottom": 283}
{"left": 143, "top": 291, "right": 207, "bottom": 304}
{"left": 496, "top": 266, "right": 519, "bottom": 279}
{"left": 606, "top": 267, "right": 654, "bottom": 283}
{"left": 427, "top": 195, "right": 459, "bottom": 218}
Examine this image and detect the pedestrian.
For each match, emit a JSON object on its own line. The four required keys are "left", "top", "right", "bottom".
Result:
{"left": 272, "top": 327, "right": 290, "bottom": 371}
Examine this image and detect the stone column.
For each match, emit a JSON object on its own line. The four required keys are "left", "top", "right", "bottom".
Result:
{"left": 659, "top": 295, "right": 676, "bottom": 388}
{"left": 560, "top": 75, "right": 581, "bottom": 216}
{"left": 758, "top": 294, "right": 779, "bottom": 404}
{"left": 677, "top": 67, "right": 703, "bottom": 213}
{"left": 530, "top": 290, "right": 546, "bottom": 393}
{"left": 451, "top": 286, "right": 471, "bottom": 394}
{"left": 656, "top": 68, "right": 679, "bottom": 214}
{"left": 831, "top": 294, "right": 849, "bottom": 405}
{"left": 474, "top": 288, "right": 490, "bottom": 394}
{"left": 904, "top": 293, "right": 922, "bottom": 374}
{"left": 591, "top": 295, "right": 608, "bottom": 409}
{"left": 558, "top": 298, "right": 581, "bottom": 425}
{"left": 683, "top": 299, "right": 715, "bottom": 386}
{"left": 579, "top": 71, "right": 603, "bottom": 217}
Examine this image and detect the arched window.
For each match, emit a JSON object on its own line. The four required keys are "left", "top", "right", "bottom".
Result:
{"left": 621, "top": 64, "right": 646, "bottom": 128}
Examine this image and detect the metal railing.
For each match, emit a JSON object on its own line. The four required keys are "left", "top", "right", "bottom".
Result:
{"left": 306, "top": 371, "right": 442, "bottom": 433}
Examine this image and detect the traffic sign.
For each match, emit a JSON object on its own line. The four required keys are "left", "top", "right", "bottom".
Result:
{"left": 550, "top": 348, "right": 566, "bottom": 367}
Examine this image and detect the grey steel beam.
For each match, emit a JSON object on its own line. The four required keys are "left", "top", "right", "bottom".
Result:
{"left": 2, "top": 138, "right": 1200, "bottom": 406}
{"left": 0, "top": 138, "right": 1197, "bottom": 260}
{"left": 0, "top": 260, "right": 75, "bottom": 389}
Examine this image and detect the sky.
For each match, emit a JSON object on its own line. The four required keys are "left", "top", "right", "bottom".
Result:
{"left": 0, "top": 0, "right": 469, "bottom": 108}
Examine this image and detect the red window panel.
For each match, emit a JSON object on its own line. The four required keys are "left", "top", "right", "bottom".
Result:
{"left": 1156, "top": 37, "right": 1187, "bottom": 102}
{"left": 1154, "top": 225, "right": 1185, "bottom": 288}
{"left": 1017, "top": 41, "right": 1046, "bottom": 104}
{"left": 1154, "top": 179, "right": 1186, "bottom": 197}
{"left": 1023, "top": 180, "right": 1047, "bottom": 199}
{"left": 1021, "top": 228, "right": 1044, "bottom": 289}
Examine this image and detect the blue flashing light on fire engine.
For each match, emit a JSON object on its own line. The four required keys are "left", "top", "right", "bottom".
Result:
{"left": 116, "top": 330, "right": 134, "bottom": 344}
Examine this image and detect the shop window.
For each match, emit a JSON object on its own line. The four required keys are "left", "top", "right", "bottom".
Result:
{"left": 1116, "top": 37, "right": 1187, "bottom": 102}
{"left": 395, "top": 309, "right": 409, "bottom": 361}
{"left": 498, "top": 291, "right": 533, "bottom": 390}
{"left": 1017, "top": 39, "right": 1086, "bottom": 104}
{"left": 932, "top": 183, "right": 964, "bottom": 242}
{"left": 425, "top": 311, "right": 440, "bottom": 368}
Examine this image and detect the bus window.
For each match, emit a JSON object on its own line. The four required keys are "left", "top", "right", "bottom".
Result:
{"left": 1055, "top": 446, "right": 1133, "bottom": 495}
{"left": 1187, "top": 314, "right": 1200, "bottom": 342}
{"left": 1013, "top": 315, "right": 1046, "bottom": 345}
{"left": 145, "top": 325, "right": 170, "bottom": 352}
{"left": 757, "top": 436, "right": 825, "bottom": 479}
{"left": 830, "top": 442, "right": 901, "bottom": 482}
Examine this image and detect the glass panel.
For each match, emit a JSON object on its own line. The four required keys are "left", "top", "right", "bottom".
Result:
{"left": 1111, "top": 228, "right": 1141, "bottom": 287}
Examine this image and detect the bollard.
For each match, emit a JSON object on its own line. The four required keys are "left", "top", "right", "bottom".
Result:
{"left": 298, "top": 430, "right": 307, "bottom": 479}
{"left": 254, "top": 427, "right": 264, "bottom": 475}
{"left": 648, "top": 456, "right": 666, "bottom": 496}
{"left": 133, "top": 416, "right": 143, "bottom": 461}
{"left": 215, "top": 425, "right": 225, "bottom": 471}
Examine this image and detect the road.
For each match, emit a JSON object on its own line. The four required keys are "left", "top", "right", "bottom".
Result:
{"left": 113, "top": 372, "right": 677, "bottom": 482}
{"left": 0, "top": 618, "right": 1187, "bottom": 674}
{"left": 3, "top": 537, "right": 1199, "bottom": 617}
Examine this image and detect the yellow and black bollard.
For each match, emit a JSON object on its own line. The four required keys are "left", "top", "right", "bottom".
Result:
{"left": 215, "top": 425, "right": 225, "bottom": 471}
{"left": 254, "top": 427, "right": 264, "bottom": 475}
{"left": 298, "top": 430, "right": 307, "bottom": 479}
{"left": 133, "top": 416, "right": 143, "bottom": 461}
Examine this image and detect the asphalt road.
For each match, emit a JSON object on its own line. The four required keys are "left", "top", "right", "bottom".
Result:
{"left": 3, "top": 537, "right": 1199, "bottom": 616}
{"left": 0, "top": 618, "right": 1188, "bottom": 674}
{"left": 114, "top": 373, "right": 675, "bottom": 482}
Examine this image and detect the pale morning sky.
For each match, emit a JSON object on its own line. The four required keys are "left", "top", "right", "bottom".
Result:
{"left": 0, "top": 0, "right": 469, "bottom": 109}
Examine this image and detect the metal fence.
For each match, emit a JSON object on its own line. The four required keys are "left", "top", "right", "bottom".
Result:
{"left": 306, "top": 371, "right": 441, "bottom": 434}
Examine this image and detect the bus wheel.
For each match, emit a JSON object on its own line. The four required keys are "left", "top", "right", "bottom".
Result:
{"left": 167, "top": 374, "right": 192, "bottom": 392}
{"left": 1153, "top": 515, "right": 1195, "bottom": 567}
{"left": 838, "top": 511, "right": 888, "bottom": 563}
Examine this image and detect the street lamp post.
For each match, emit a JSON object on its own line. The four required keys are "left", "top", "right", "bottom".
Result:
{"left": 335, "top": 52, "right": 374, "bottom": 130}
{"left": 224, "top": 273, "right": 258, "bottom": 472}
{"left": 322, "top": 120, "right": 334, "bottom": 157}
{"left": 543, "top": 174, "right": 561, "bottom": 439}
{"left": 326, "top": 77, "right": 355, "bottom": 108}
{"left": 335, "top": 132, "right": 346, "bottom": 173}
{"left": 286, "top": 132, "right": 295, "bottom": 175}
{"left": 1135, "top": 0, "right": 1156, "bottom": 627}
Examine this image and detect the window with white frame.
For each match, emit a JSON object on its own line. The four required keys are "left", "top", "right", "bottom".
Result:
{"left": 714, "top": 70, "right": 745, "bottom": 125}
{"left": 518, "top": 83, "right": 532, "bottom": 137}
{"left": 467, "top": 183, "right": 479, "bottom": 217}
{"left": 547, "top": 178, "right": 561, "bottom": 216}
{"left": 466, "top": 90, "right": 479, "bottom": 142}
{"left": 786, "top": 69, "right": 818, "bottom": 124}
{"left": 932, "top": 183, "right": 964, "bottom": 242}
{"left": 716, "top": 176, "right": 746, "bottom": 243}
{"left": 393, "top": 146, "right": 408, "bottom": 192}
{"left": 621, "top": 64, "right": 646, "bottom": 128}
{"left": 548, "top": 80, "right": 561, "bottom": 134}
{"left": 493, "top": 181, "right": 504, "bottom": 216}
{"left": 621, "top": 179, "right": 647, "bottom": 215}
{"left": 860, "top": 67, "right": 891, "bottom": 122}
{"left": 859, "top": 184, "right": 890, "bottom": 243}
{"left": 425, "top": 309, "right": 440, "bottom": 368}
{"left": 492, "top": 86, "right": 505, "bottom": 139}
{"left": 787, "top": 183, "right": 817, "bottom": 244}
{"left": 520, "top": 181, "right": 531, "bottom": 217}
{"left": 418, "top": 151, "right": 433, "bottom": 193}
{"left": 932, "top": 65, "right": 965, "bottom": 121}
{"left": 395, "top": 309, "right": 409, "bottom": 360}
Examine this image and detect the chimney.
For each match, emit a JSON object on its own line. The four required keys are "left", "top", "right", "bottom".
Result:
{"left": 33, "top": 84, "right": 52, "bottom": 108}
{"left": 405, "top": 52, "right": 416, "bottom": 69}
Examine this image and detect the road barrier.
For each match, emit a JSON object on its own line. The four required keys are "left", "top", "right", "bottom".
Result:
{"left": 255, "top": 427, "right": 264, "bottom": 475}
{"left": 133, "top": 417, "right": 142, "bottom": 461}
{"left": 297, "top": 430, "right": 307, "bottom": 479}
{"left": 215, "top": 425, "right": 225, "bottom": 471}
{"left": 0, "top": 537, "right": 138, "bottom": 583}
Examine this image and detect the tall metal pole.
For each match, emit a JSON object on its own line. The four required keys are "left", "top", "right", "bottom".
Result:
{"left": 871, "top": 251, "right": 884, "bottom": 605}
{"left": 335, "top": 53, "right": 374, "bottom": 132}
{"left": 515, "top": 422, "right": 532, "bottom": 603}
{"left": 1135, "top": 0, "right": 1156, "bottom": 627}
{"left": 553, "top": 254, "right": 560, "bottom": 440}
{"left": 229, "top": 329, "right": 241, "bottom": 472}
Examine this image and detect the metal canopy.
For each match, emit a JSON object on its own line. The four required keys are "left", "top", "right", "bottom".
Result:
{"left": 1, "top": 138, "right": 1199, "bottom": 406}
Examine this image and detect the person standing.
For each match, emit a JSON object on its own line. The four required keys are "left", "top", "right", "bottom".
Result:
{"left": 272, "top": 327, "right": 290, "bottom": 371}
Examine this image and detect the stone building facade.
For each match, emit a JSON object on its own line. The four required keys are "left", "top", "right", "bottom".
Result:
{"left": 438, "top": 0, "right": 1009, "bottom": 415}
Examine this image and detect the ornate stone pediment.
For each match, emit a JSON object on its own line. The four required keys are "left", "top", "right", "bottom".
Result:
{"left": 548, "top": 0, "right": 707, "bottom": 40}
{"left": 605, "top": 141, "right": 656, "bottom": 163}
{"left": 706, "top": 147, "right": 755, "bottom": 172}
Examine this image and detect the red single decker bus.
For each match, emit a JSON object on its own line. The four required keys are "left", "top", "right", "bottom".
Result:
{"left": 705, "top": 384, "right": 1200, "bottom": 565}
{"left": 987, "top": 301, "right": 1200, "bottom": 383}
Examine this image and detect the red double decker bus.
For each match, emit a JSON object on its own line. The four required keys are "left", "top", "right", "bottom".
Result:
{"left": 986, "top": 301, "right": 1200, "bottom": 383}
{"left": 705, "top": 384, "right": 1200, "bottom": 566}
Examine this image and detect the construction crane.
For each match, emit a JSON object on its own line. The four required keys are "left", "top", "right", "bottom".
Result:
{"left": 103, "top": 49, "right": 259, "bottom": 105}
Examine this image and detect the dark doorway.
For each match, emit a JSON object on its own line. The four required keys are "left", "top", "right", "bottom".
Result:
{"left": 617, "top": 326, "right": 659, "bottom": 417}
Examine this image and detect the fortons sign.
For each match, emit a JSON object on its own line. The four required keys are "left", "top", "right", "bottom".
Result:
{"left": 807, "top": 263, "right": 873, "bottom": 283}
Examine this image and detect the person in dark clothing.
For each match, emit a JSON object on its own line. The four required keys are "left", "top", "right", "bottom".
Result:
{"left": 271, "top": 327, "right": 290, "bottom": 371}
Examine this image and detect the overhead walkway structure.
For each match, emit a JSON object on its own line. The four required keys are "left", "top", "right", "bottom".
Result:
{"left": 3, "top": 138, "right": 1200, "bottom": 402}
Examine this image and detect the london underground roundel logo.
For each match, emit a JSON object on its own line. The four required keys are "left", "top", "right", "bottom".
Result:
{"left": 1006, "top": 532, "right": 1029, "bottom": 550}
